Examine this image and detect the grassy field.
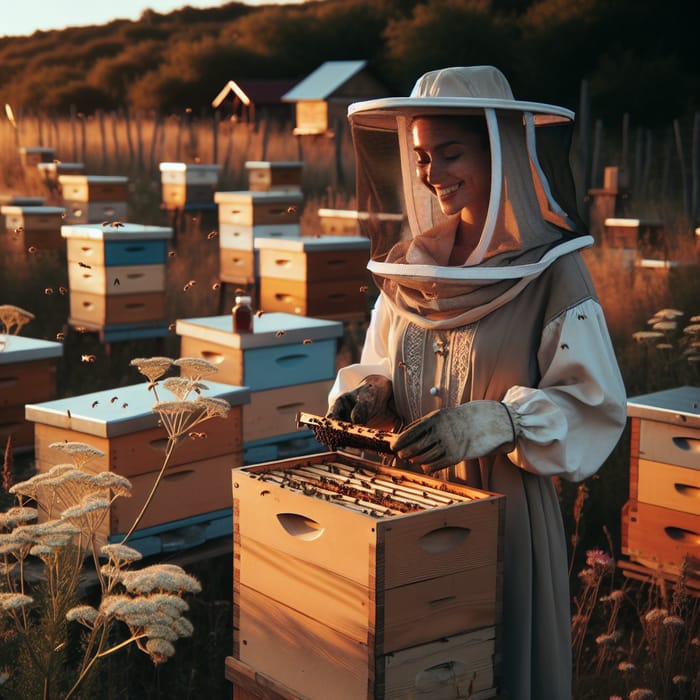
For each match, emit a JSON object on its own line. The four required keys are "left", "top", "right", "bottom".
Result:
{"left": 1, "top": 114, "right": 699, "bottom": 699}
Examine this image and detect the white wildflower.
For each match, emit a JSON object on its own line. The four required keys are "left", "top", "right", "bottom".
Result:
{"left": 66, "top": 605, "right": 99, "bottom": 626}
{"left": 0, "top": 506, "right": 37, "bottom": 528}
{"left": 0, "top": 593, "right": 33, "bottom": 610}
{"left": 146, "top": 637, "right": 176, "bottom": 664}
{"left": 144, "top": 624, "right": 179, "bottom": 642}
{"left": 100, "top": 543, "right": 142, "bottom": 563}
{"left": 130, "top": 356, "right": 174, "bottom": 383}
{"left": 196, "top": 396, "right": 230, "bottom": 419}
{"left": 174, "top": 357, "right": 219, "bottom": 378}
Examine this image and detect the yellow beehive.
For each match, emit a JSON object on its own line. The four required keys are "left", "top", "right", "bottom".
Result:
{"left": 231, "top": 451, "right": 504, "bottom": 699}
{"left": 622, "top": 386, "right": 700, "bottom": 580}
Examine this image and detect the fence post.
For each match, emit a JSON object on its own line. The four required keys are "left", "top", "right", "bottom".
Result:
{"left": 673, "top": 118, "right": 690, "bottom": 220}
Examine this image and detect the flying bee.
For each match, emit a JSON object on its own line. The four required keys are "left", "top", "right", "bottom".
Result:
{"left": 110, "top": 396, "right": 119, "bottom": 403}
{"left": 78, "top": 261, "right": 91, "bottom": 269}
{"left": 56, "top": 332, "right": 65, "bottom": 340}
{"left": 27, "top": 246, "right": 38, "bottom": 254}
{"left": 275, "top": 330, "right": 286, "bottom": 337}
{"left": 91, "top": 401, "right": 99, "bottom": 408}
{"left": 44, "top": 287, "right": 54, "bottom": 295}
{"left": 81, "top": 354, "right": 97, "bottom": 363}
{"left": 207, "top": 230, "right": 218, "bottom": 239}
{"left": 58, "top": 286, "right": 68, "bottom": 295}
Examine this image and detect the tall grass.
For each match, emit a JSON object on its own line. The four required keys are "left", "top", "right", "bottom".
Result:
{"left": 1, "top": 113, "right": 699, "bottom": 698}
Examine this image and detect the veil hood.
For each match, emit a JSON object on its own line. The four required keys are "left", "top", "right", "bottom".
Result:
{"left": 348, "top": 65, "right": 592, "bottom": 329}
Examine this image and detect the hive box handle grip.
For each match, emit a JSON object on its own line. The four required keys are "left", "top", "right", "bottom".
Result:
{"left": 672, "top": 436, "right": 700, "bottom": 453}
{"left": 674, "top": 483, "right": 700, "bottom": 499}
{"left": 276, "top": 512, "right": 324, "bottom": 541}
{"left": 419, "top": 526, "right": 470, "bottom": 554}
{"left": 664, "top": 526, "right": 700, "bottom": 545}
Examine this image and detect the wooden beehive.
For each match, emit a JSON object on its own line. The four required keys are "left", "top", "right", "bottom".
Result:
{"left": 62, "top": 223, "right": 172, "bottom": 331}
{"left": 317, "top": 208, "right": 405, "bottom": 238}
{"left": 231, "top": 451, "right": 503, "bottom": 700}
{"left": 622, "top": 386, "right": 700, "bottom": 581}
{"left": 245, "top": 161, "right": 304, "bottom": 192}
{"left": 176, "top": 312, "right": 343, "bottom": 462}
{"left": 25, "top": 380, "right": 250, "bottom": 550}
{"left": 59, "top": 175, "right": 129, "bottom": 224}
{"left": 215, "top": 191, "right": 303, "bottom": 227}
{"left": 256, "top": 235, "right": 370, "bottom": 320}
{"left": 1, "top": 205, "right": 66, "bottom": 253}
{"left": 37, "top": 161, "right": 84, "bottom": 185}
{"left": 159, "top": 162, "right": 221, "bottom": 209}
{"left": 19, "top": 146, "right": 55, "bottom": 167}
{"left": 0, "top": 336, "right": 63, "bottom": 449}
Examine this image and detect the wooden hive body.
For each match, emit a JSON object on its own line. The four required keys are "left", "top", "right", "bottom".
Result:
{"left": 622, "top": 385, "right": 700, "bottom": 584}
{"left": 0, "top": 336, "right": 63, "bottom": 448}
{"left": 231, "top": 451, "right": 504, "bottom": 699}
{"left": 176, "top": 313, "right": 343, "bottom": 463}
{"left": 25, "top": 381, "right": 250, "bottom": 551}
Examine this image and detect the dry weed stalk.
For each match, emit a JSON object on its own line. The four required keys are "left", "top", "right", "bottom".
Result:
{"left": 0, "top": 354, "right": 231, "bottom": 698}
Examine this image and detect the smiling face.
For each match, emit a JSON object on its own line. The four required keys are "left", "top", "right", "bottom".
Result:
{"left": 411, "top": 116, "right": 491, "bottom": 224}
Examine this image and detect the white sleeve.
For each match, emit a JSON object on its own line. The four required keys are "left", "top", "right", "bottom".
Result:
{"left": 327, "top": 295, "right": 393, "bottom": 408}
{"left": 503, "top": 298, "right": 627, "bottom": 482}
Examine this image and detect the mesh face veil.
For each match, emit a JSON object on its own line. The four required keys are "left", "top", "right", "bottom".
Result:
{"left": 348, "top": 66, "right": 593, "bottom": 329}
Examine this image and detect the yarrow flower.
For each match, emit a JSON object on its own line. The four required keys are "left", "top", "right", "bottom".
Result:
{"left": 130, "top": 357, "right": 174, "bottom": 384}
{"left": 0, "top": 506, "right": 37, "bottom": 529}
{"left": 0, "top": 304, "right": 35, "bottom": 336}
{"left": 595, "top": 631, "right": 620, "bottom": 646}
{"left": 100, "top": 543, "right": 142, "bottom": 564}
{"left": 0, "top": 592, "right": 33, "bottom": 611}
{"left": 48, "top": 441, "right": 105, "bottom": 467}
{"left": 66, "top": 605, "right": 99, "bottom": 626}
{"left": 120, "top": 564, "right": 202, "bottom": 595}
{"left": 174, "top": 357, "right": 219, "bottom": 379}
{"left": 644, "top": 608, "right": 668, "bottom": 624}
{"left": 629, "top": 689, "right": 655, "bottom": 700}
{"left": 662, "top": 615, "right": 684, "bottom": 629}
{"left": 161, "top": 377, "right": 208, "bottom": 400}
{"left": 145, "top": 637, "right": 176, "bottom": 664}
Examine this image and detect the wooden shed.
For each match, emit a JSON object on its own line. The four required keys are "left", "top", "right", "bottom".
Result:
{"left": 212, "top": 79, "right": 296, "bottom": 125}
{"left": 282, "top": 60, "right": 391, "bottom": 136}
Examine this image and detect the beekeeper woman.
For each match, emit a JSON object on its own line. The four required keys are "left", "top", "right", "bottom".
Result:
{"left": 328, "top": 66, "right": 626, "bottom": 700}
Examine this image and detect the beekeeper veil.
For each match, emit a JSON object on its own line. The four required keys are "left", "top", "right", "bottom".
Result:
{"left": 349, "top": 65, "right": 593, "bottom": 329}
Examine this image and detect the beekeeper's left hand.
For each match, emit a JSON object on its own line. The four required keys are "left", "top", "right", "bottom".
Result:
{"left": 392, "top": 401, "right": 518, "bottom": 474}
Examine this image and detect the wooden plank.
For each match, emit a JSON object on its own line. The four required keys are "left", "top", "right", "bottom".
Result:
{"left": 639, "top": 419, "right": 700, "bottom": 470}
{"left": 33, "top": 405, "right": 243, "bottom": 476}
{"left": 638, "top": 458, "right": 700, "bottom": 512}
{"left": 236, "top": 584, "right": 372, "bottom": 700}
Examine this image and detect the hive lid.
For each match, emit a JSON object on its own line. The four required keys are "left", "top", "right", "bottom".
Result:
{"left": 175, "top": 312, "right": 343, "bottom": 349}
{"left": 1, "top": 205, "right": 65, "bottom": 215}
{"left": 159, "top": 161, "right": 221, "bottom": 172}
{"left": 245, "top": 161, "right": 303, "bottom": 169}
{"left": 627, "top": 385, "right": 700, "bottom": 427}
{"left": 214, "top": 190, "right": 304, "bottom": 204}
{"left": 0, "top": 335, "right": 63, "bottom": 363}
{"left": 58, "top": 174, "right": 128, "bottom": 184}
{"left": 25, "top": 380, "right": 250, "bottom": 436}
{"left": 254, "top": 235, "right": 370, "bottom": 252}
{"left": 61, "top": 223, "right": 173, "bottom": 241}
{"left": 0, "top": 195, "right": 45, "bottom": 206}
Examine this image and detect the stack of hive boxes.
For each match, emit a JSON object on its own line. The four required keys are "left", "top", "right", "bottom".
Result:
{"left": 214, "top": 189, "right": 303, "bottom": 291}
{"left": 255, "top": 235, "right": 371, "bottom": 321}
{"left": 1, "top": 204, "right": 66, "bottom": 254}
{"left": 25, "top": 380, "right": 250, "bottom": 556}
{"left": 244, "top": 160, "right": 303, "bottom": 193}
{"left": 159, "top": 162, "right": 221, "bottom": 211}
{"left": 622, "top": 386, "right": 700, "bottom": 584}
{"left": 176, "top": 312, "right": 341, "bottom": 463}
{"left": 317, "top": 208, "right": 404, "bottom": 238}
{"left": 228, "top": 452, "right": 504, "bottom": 699}
{"left": 59, "top": 174, "right": 129, "bottom": 225}
{"left": 61, "top": 222, "right": 173, "bottom": 341}
{"left": 19, "top": 146, "right": 55, "bottom": 168}
{"left": 0, "top": 335, "right": 63, "bottom": 450}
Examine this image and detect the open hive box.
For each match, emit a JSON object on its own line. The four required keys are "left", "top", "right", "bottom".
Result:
{"left": 229, "top": 414, "right": 504, "bottom": 700}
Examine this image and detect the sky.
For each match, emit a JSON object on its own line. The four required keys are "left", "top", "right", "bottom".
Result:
{"left": 1, "top": 0, "right": 302, "bottom": 38}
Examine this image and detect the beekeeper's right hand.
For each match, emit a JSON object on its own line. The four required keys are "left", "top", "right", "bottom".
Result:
{"left": 327, "top": 375, "right": 394, "bottom": 426}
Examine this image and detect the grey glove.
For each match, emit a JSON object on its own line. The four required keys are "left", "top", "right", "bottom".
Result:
{"left": 327, "top": 375, "right": 394, "bottom": 426}
{"left": 393, "top": 400, "right": 518, "bottom": 474}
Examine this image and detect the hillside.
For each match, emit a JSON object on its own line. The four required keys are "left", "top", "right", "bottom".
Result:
{"left": 0, "top": 0, "right": 697, "bottom": 126}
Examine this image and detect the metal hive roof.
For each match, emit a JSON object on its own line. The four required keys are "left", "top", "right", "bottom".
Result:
{"left": 282, "top": 60, "right": 368, "bottom": 102}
